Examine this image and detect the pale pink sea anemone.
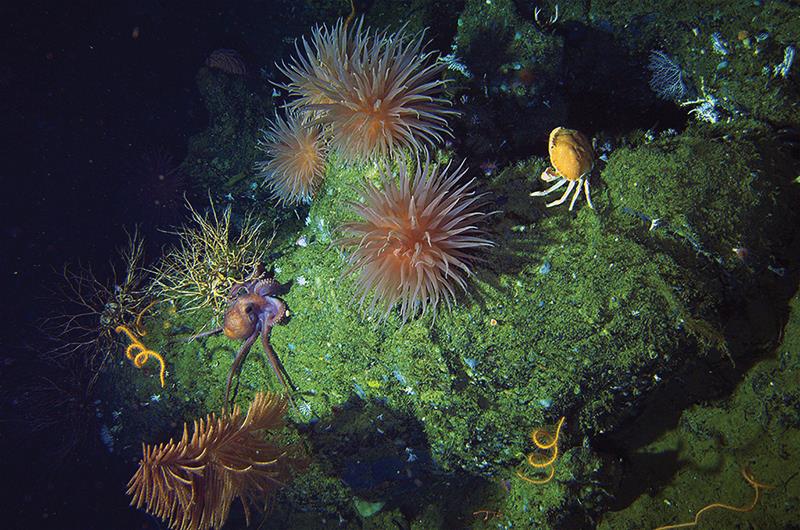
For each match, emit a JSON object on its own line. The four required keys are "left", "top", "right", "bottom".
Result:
{"left": 338, "top": 156, "right": 493, "bottom": 321}
{"left": 278, "top": 19, "right": 457, "bottom": 161}
{"left": 255, "top": 111, "right": 327, "bottom": 206}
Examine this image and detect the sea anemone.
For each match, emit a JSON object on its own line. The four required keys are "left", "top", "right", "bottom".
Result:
{"left": 278, "top": 19, "right": 457, "bottom": 160}
{"left": 338, "top": 156, "right": 493, "bottom": 321}
{"left": 277, "top": 18, "right": 362, "bottom": 110}
{"left": 255, "top": 111, "right": 327, "bottom": 206}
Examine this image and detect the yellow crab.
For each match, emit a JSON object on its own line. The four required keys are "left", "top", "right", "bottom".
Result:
{"left": 530, "top": 127, "right": 595, "bottom": 210}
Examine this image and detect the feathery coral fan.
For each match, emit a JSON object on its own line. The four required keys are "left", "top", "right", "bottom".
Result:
{"left": 278, "top": 18, "right": 457, "bottom": 160}
{"left": 338, "top": 156, "right": 493, "bottom": 321}
{"left": 127, "top": 392, "right": 290, "bottom": 530}
{"left": 255, "top": 110, "right": 327, "bottom": 206}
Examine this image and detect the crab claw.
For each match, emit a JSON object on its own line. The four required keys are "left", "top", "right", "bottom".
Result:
{"left": 540, "top": 167, "right": 561, "bottom": 182}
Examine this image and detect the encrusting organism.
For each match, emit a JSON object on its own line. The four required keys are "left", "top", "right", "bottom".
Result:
{"left": 654, "top": 468, "right": 773, "bottom": 530}
{"left": 255, "top": 109, "right": 327, "bottom": 206}
{"left": 189, "top": 266, "right": 293, "bottom": 409}
{"left": 127, "top": 392, "right": 292, "bottom": 530}
{"left": 150, "top": 197, "right": 267, "bottom": 317}
{"left": 530, "top": 127, "right": 595, "bottom": 210}
{"left": 337, "top": 155, "right": 494, "bottom": 322}
{"left": 115, "top": 325, "right": 166, "bottom": 387}
{"left": 515, "top": 416, "right": 565, "bottom": 485}
{"left": 278, "top": 17, "right": 458, "bottom": 161}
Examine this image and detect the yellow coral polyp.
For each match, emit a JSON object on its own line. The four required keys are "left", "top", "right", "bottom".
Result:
{"left": 115, "top": 325, "right": 166, "bottom": 388}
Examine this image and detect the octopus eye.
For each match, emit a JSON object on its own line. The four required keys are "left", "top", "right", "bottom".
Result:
{"left": 243, "top": 303, "right": 259, "bottom": 322}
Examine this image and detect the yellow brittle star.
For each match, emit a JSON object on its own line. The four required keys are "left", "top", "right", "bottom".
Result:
{"left": 654, "top": 468, "right": 773, "bottom": 530}
{"left": 115, "top": 325, "right": 166, "bottom": 387}
{"left": 516, "top": 416, "right": 565, "bottom": 485}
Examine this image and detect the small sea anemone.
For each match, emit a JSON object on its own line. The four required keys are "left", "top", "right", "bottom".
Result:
{"left": 338, "top": 156, "right": 493, "bottom": 321}
{"left": 255, "top": 111, "right": 327, "bottom": 206}
{"left": 277, "top": 19, "right": 362, "bottom": 110}
{"left": 278, "top": 19, "right": 457, "bottom": 160}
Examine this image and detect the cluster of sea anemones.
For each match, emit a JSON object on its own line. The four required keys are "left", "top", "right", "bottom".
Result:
{"left": 257, "top": 18, "right": 457, "bottom": 204}
{"left": 260, "top": 17, "right": 493, "bottom": 321}
{"left": 278, "top": 18, "right": 457, "bottom": 161}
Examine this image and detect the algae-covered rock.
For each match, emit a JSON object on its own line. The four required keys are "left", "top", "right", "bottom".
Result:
{"left": 588, "top": 0, "right": 800, "bottom": 127}
{"left": 210, "top": 148, "right": 736, "bottom": 525}
{"left": 92, "top": 2, "right": 800, "bottom": 526}
{"left": 183, "top": 67, "right": 272, "bottom": 193}
{"left": 453, "top": 0, "right": 567, "bottom": 160}
{"left": 105, "top": 115, "right": 798, "bottom": 525}
{"left": 353, "top": 497, "right": 385, "bottom": 517}
{"left": 599, "top": 291, "right": 800, "bottom": 530}
{"left": 602, "top": 125, "right": 792, "bottom": 268}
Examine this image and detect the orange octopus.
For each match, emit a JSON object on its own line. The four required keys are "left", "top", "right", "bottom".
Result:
{"left": 192, "top": 266, "right": 293, "bottom": 408}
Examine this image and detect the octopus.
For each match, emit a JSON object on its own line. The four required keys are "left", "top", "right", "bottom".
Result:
{"left": 192, "top": 266, "right": 293, "bottom": 408}
{"left": 530, "top": 126, "right": 595, "bottom": 210}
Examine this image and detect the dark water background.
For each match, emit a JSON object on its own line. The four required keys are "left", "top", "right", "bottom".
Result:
{"left": 0, "top": 1, "right": 308, "bottom": 527}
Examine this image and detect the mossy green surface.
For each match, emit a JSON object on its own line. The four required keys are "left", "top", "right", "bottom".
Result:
{"left": 589, "top": 0, "right": 800, "bottom": 126}
{"left": 455, "top": 0, "right": 562, "bottom": 81}
{"left": 453, "top": 0, "right": 567, "bottom": 159}
{"left": 599, "top": 291, "right": 800, "bottom": 530}
{"left": 103, "top": 119, "right": 800, "bottom": 527}
{"left": 602, "top": 124, "right": 786, "bottom": 264}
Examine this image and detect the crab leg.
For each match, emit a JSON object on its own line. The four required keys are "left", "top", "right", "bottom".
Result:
{"left": 583, "top": 179, "right": 594, "bottom": 209}
{"left": 546, "top": 180, "right": 576, "bottom": 207}
{"left": 540, "top": 169, "right": 561, "bottom": 182}
{"left": 569, "top": 180, "right": 584, "bottom": 210}
{"left": 530, "top": 178, "right": 566, "bottom": 198}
